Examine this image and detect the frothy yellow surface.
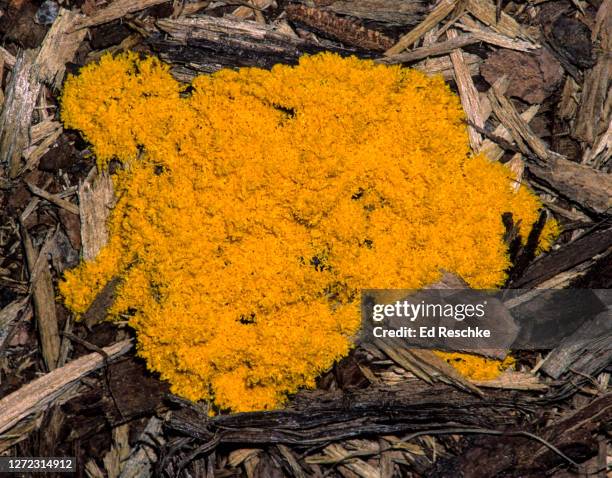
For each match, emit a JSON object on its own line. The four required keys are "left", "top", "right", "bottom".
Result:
{"left": 59, "top": 52, "right": 556, "bottom": 412}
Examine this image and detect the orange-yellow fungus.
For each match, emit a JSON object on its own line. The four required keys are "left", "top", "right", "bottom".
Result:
{"left": 59, "top": 52, "right": 556, "bottom": 412}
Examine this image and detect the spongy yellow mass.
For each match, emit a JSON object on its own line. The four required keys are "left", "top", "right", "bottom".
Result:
{"left": 59, "top": 52, "right": 555, "bottom": 412}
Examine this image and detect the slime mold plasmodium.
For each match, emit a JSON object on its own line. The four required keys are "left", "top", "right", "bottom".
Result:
{"left": 59, "top": 52, "right": 558, "bottom": 412}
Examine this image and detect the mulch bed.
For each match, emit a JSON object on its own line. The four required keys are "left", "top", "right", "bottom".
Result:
{"left": 0, "top": 0, "right": 610, "bottom": 476}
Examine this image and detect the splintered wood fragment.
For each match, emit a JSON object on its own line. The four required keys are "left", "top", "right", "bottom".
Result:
{"left": 75, "top": 0, "right": 170, "bottom": 29}
{"left": 374, "top": 339, "right": 484, "bottom": 396}
{"left": 477, "top": 76, "right": 509, "bottom": 124}
{"left": 104, "top": 425, "right": 131, "bottom": 478}
{"left": 379, "top": 34, "right": 479, "bottom": 64}
{"left": 448, "top": 29, "right": 482, "bottom": 150}
{"left": 0, "top": 339, "right": 132, "bottom": 435}
{"left": 29, "top": 120, "right": 62, "bottom": 145}
{"left": 385, "top": 0, "right": 457, "bottom": 55}
{"left": 488, "top": 85, "right": 551, "bottom": 160}
{"left": 232, "top": 0, "right": 273, "bottom": 22}
{"left": 408, "top": 349, "right": 485, "bottom": 396}
{"left": 512, "top": 227, "right": 612, "bottom": 288}
{"left": 557, "top": 76, "right": 580, "bottom": 120}
{"left": 0, "top": 46, "right": 16, "bottom": 69}
{"left": 528, "top": 156, "right": 612, "bottom": 215}
{"left": 22, "top": 128, "right": 63, "bottom": 174}
{"left": 317, "top": 443, "right": 380, "bottom": 477}
{"left": 179, "top": 1, "right": 210, "bottom": 16}
{"left": 20, "top": 224, "right": 60, "bottom": 371}
{"left": 35, "top": 9, "right": 88, "bottom": 89}
{"left": 0, "top": 9, "right": 85, "bottom": 178}
{"left": 169, "top": 382, "right": 526, "bottom": 449}
{"left": 152, "top": 16, "right": 346, "bottom": 71}
{"left": 320, "top": 0, "right": 427, "bottom": 26}
{"left": 87, "top": 33, "right": 143, "bottom": 63}
{"left": 466, "top": 0, "right": 531, "bottom": 40}
{"left": 79, "top": 167, "right": 115, "bottom": 261}
{"left": 471, "top": 371, "right": 548, "bottom": 390}
{"left": 0, "top": 50, "right": 40, "bottom": 179}
{"left": 412, "top": 53, "right": 481, "bottom": 79}
{"left": 227, "top": 449, "right": 260, "bottom": 468}
{"left": 0, "top": 297, "right": 29, "bottom": 349}
{"left": 276, "top": 445, "right": 307, "bottom": 478}
{"left": 479, "top": 104, "right": 539, "bottom": 161}
{"left": 285, "top": 4, "right": 394, "bottom": 51}
{"left": 119, "top": 416, "right": 165, "bottom": 478}
{"left": 539, "top": 309, "right": 611, "bottom": 380}
{"left": 26, "top": 181, "right": 79, "bottom": 215}
{"left": 374, "top": 339, "right": 433, "bottom": 385}
{"left": 583, "top": 119, "right": 611, "bottom": 167}
{"left": 457, "top": 16, "right": 537, "bottom": 51}
{"left": 506, "top": 153, "right": 525, "bottom": 192}
{"left": 574, "top": 0, "right": 611, "bottom": 144}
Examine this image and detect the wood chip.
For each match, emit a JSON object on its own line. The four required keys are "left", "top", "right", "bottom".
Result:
{"left": 471, "top": 370, "right": 549, "bottom": 390}
{"left": 0, "top": 49, "right": 40, "bottom": 178}
{"left": 511, "top": 226, "right": 612, "bottom": 288}
{"left": 488, "top": 83, "right": 552, "bottom": 160}
{"left": 35, "top": 8, "right": 88, "bottom": 89}
{"left": 119, "top": 416, "right": 165, "bottom": 478}
{"left": 528, "top": 156, "right": 612, "bottom": 215}
{"left": 26, "top": 181, "right": 79, "bottom": 215}
{"left": 0, "top": 339, "right": 132, "bottom": 435}
{"left": 79, "top": 167, "right": 115, "bottom": 261}
{"left": 0, "top": 297, "right": 29, "bottom": 349}
{"left": 103, "top": 424, "right": 131, "bottom": 478}
{"left": 286, "top": 4, "right": 394, "bottom": 51}
{"left": 506, "top": 153, "right": 525, "bottom": 192}
{"left": 232, "top": 0, "right": 275, "bottom": 22}
{"left": 556, "top": 75, "right": 580, "bottom": 120}
{"left": 75, "top": 0, "right": 170, "bottom": 29}
{"left": 466, "top": 0, "right": 532, "bottom": 40}
{"left": 539, "top": 308, "right": 611, "bottom": 379}
{"left": 384, "top": 0, "right": 457, "bottom": 56}
{"left": 29, "top": 120, "right": 62, "bottom": 145}
{"left": 0, "top": 46, "right": 17, "bottom": 69}
{"left": 20, "top": 223, "right": 60, "bottom": 371}
{"left": 412, "top": 52, "right": 481, "bottom": 79}
{"left": 0, "top": 9, "right": 85, "bottom": 178}
{"left": 314, "top": 0, "right": 427, "bottom": 27}
{"left": 573, "top": 0, "right": 611, "bottom": 144}
{"left": 457, "top": 15, "right": 538, "bottom": 51}
{"left": 448, "top": 28, "right": 482, "bottom": 150}
{"left": 479, "top": 104, "right": 539, "bottom": 161}
{"left": 379, "top": 33, "right": 479, "bottom": 64}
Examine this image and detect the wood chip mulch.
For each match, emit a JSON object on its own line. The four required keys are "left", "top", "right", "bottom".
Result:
{"left": 0, "top": 0, "right": 610, "bottom": 476}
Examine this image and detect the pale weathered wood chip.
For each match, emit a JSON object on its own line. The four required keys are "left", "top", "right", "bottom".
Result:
{"left": 26, "top": 181, "right": 80, "bottom": 215}
{"left": 75, "top": 0, "right": 171, "bottom": 29}
{"left": 385, "top": 0, "right": 457, "bottom": 56}
{"left": 448, "top": 28, "right": 482, "bottom": 150}
{"left": 488, "top": 84, "right": 552, "bottom": 160}
{"left": 0, "top": 339, "right": 133, "bottom": 435}
{"left": 20, "top": 223, "right": 61, "bottom": 371}
{"left": 457, "top": 16, "right": 538, "bottom": 51}
{"left": 379, "top": 33, "right": 479, "bottom": 64}
{"left": 479, "top": 104, "right": 539, "bottom": 161}
{"left": 0, "top": 49, "right": 40, "bottom": 178}
{"left": 119, "top": 416, "right": 165, "bottom": 478}
{"left": 79, "top": 167, "right": 115, "bottom": 261}
{"left": 466, "top": 0, "right": 533, "bottom": 40}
